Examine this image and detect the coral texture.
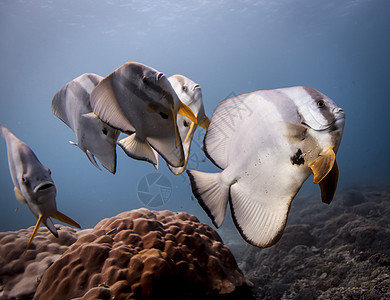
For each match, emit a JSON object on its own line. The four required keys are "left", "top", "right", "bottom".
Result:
{"left": 34, "top": 208, "right": 250, "bottom": 300}
{"left": 0, "top": 225, "right": 82, "bottom": 299}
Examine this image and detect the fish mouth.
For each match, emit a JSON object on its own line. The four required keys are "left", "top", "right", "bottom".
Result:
{"left": 192, "top": 84, "right": 200, "bottom": 91}
{"left": 34, "top": 182, "right": 55, "bottom": 193}
{"left": 156, "top": 72, "right": 165, "bottom": 81}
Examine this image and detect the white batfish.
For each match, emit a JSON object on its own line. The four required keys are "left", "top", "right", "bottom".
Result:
{"left": 167, "top": 74, "right": 210, "bottom": 175}
{"left": 0, "top": 124, "right": 80, "bottom": 249}
{"left": 187, "top": 86, "right": 345, "bottom": 248}
{"left": 90, "top": 62, "right": 198, "bottom": 168}
{"left": 52, "top": 73, "right": 120, "bottom": 174}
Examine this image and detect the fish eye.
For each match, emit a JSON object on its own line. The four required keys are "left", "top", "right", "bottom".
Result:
{"left": 182, "top": 86, "right": 187, "bottom": 92}
{"left": 22, "top": 176, "right": 29, "bottom": 185}
{"left": 142, "top": 76, "right": 149, "bottom": 84}
{"left": 48, "top": 169, "right": 52, "bottom": 175}
{"left": 183, "top": 120, "right": 190, "bottom": 127}
{"left": 102, "top": 128, "right": 108, "bottom": 135}
{"left": 317, "top": 100, "right": 326, "bottom": 108}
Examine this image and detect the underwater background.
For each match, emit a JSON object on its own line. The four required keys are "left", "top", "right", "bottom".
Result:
{"left": 0, "top": 0, "right": 389, "bottom": 242}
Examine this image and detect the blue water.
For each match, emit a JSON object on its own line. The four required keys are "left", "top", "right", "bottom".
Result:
{"left": 0, "top": 0, "right": 389, "bottom": 234}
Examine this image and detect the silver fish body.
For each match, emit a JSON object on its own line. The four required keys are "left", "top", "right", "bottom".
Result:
{"left": 187, "top": 86, "right": 345, "bottom": 248}
{"left": 52, "top": 73, "right": 119, "bottom": 173}
{"left": 90, "top": 62, "right": 197, "bottom": 168}
{"left": 167, "top": 74, "right": 210, "bottom": 175}
{"left": 0, "top": 124, "right": 80, "bottom": 249}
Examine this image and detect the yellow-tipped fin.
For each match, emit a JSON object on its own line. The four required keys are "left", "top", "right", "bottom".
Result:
{"left": 52, "top": 211, "right": 81, "bottom": 228}
{"left": 319, "top": 159, "right": 339, "bottom": 204}
{"left": 308, "top": 147, "right": 336, "bottom": 184}
{"left": 198, "top": 115, "right": 210, "bottom": 130}
{"left": 178, "top": 102, "right": 197, "bottom": 125}
{"left": 171, "top": 106, "right": 179, "bottom": 148}
{"left": 183, "top": 122, "right": 196, "bottom": 146}
{"left": 26, "top": 215, "right": 43, "bottom": 250}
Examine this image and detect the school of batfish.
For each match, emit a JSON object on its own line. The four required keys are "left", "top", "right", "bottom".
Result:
{"left": 0, "top": 62, "right": 345, "bottom": 249}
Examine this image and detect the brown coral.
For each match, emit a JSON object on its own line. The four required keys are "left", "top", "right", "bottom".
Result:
{"left": 0, "top": 225, "right": 83, "bottom": 299}
{"left": 34, "top": 208, "right": 250, "bottom": 299}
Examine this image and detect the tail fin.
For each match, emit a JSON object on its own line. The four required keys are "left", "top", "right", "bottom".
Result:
{"left": 52, "top": 211, "right": 81, "bottom": 228}
{"left": 186, "top": 170, "right": 229, "bottom": 227}
{"left": 118, "top": 134, "right": 159, "bottom": 168}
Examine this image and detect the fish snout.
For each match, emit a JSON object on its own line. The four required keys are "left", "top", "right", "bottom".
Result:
{"left": 332, "top": 107, "right": 344, "bottom": 114}
{"left": 33, "top": 181, "right": 55, "bottom": 193}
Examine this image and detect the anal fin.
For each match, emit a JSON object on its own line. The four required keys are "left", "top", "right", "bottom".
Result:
{"left": 118, "top": 134, "right": 159, "bottom": 168}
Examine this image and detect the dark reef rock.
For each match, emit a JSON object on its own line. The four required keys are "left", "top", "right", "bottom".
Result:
{"left": 32, "top": 209, "right": 251, "bottom": 300}
{"left": 230, "top": 187, "right": 390, "bottom": 299}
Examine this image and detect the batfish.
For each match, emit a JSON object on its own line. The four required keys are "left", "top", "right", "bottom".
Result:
{"left": 52, "top": 73, "right": 120, "bottom": 174}
{"left": 167, "top": 74, "right": 210, "bottom": 175}
{"left": 187, "top": 86, "right": 345, "bottom": 248}
{"left": 0, "top": 124, "right": 80, "bottom": 249}
{"left": 90, "top": 62, "right": 197, "bottom": 168}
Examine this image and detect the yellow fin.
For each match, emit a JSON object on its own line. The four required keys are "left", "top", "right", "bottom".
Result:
{"left": 52, "top": 211, "right": 81, "bottom": 228}
{"left": 14, "top": 187, "right": 27, "bottom": 204}
{"left": 308, "top": 147, "right": 336, "bottom": 184}
{"left": 178, "top": 102, "right": 197, "bottom": 125}
{"left": 319, "top": 159, "right": 339, "bottom": 204}
{"left": 183, "top": 122, "right": 196, "bottom": 146}
{"left": 198, "top": 115, "right": 210, "bottom": 130}
{"left": 171, "top": 106, "right": 179, "bottom": 148}
{"left": 26, "top": 215, "right": 43, "bottom": 250}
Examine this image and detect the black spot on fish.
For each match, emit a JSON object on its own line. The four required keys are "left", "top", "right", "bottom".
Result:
{"left": 291, "top": 149, "right": 305, "bottom": 165}
{"left": 160, "top": 112, "right": 169, "bottom": 119}
{"left": 183, "top": 120, "right": 189, "bottom": 127}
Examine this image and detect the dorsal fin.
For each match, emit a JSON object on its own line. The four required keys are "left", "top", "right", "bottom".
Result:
{"left": 204, "top": 94, "right": 253, "bottom": 169}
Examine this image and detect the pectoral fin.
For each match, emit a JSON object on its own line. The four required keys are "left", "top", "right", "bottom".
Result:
{"left": 280, "top": 122, "right": 307, "bottom": 143}
{"left": 14, "top": 187, "right": 27, "bottom": 204}
{"left": 26, "top": 215, "right": 43, "bottom": 250}
{"left": 178, "top": 102, "right": 197, "bottom": 125}
{"left": 308, "top": 147, "right": 336, "bottom": 184}
{"left": 52, "top": 211, "right": 81, "bottom": 228}
{"left": 319, "top": 159, "right": 339, "bottom": 204}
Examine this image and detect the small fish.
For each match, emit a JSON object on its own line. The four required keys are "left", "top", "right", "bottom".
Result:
{"left": 167, "top": 74, "right": 210, "bottom": 175}
{"left": 0, "top": 124, "right": 80, "bottom": 249}
{"left": 52, "top": 73, "right": 120, "bottom": 174}
{"left": 105, "top": 227, "right": 117, "bottom": 235}
{"left": 187, "top": 86, "right": 345, "bottom": 248}
{"left": 90, "top": 62, "right": 198, "bottom": 168}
